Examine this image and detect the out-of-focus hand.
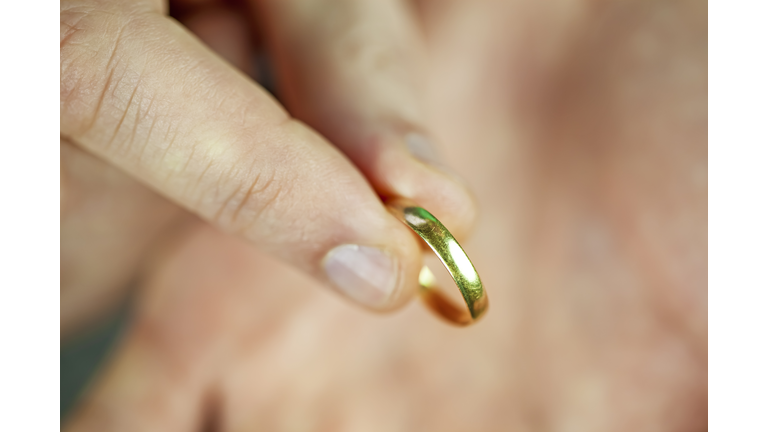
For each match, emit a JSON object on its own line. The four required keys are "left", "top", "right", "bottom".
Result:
{"left": 61, "top": 0, "right": 477, "bottom": 334}
{"left": 63, "top": 0, "right": 707, "bottom": 431}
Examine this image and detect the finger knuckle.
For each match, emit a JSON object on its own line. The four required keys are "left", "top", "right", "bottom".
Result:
{"left": 211, "top": 165, "right": 291, "bottom": 235}
{"left": 61, "top": 6, "right": 118, "bottom": 136}
{"left": 60, "top": 5, "right": 151, "bottom": 143}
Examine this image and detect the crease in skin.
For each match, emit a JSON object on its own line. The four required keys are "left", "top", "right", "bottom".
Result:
{"left": 123, "top": 86, "right": 146, "bottom": 160}
{"left": 137, "top": 98, "right": 159, "bottom": 164}
{"left": 233, "top": 172, "right": 281, "bottom": 229}
{"left": 228, "top": 172, "right": 263, "bottom": 224}
{"left": 159, "top": 122, "right": 181, "bottom": 171}
{"left": 213, "top": 182, "right": 248, "bottom": 224}
{"left": 186, "top": 155, "right": 212, "bottom": 197}
{"left": 106, "top": 60, "right": 143, "bottom": 153}
{"left": 158, "top": 135, "right": 188, "bottom": 177}
{"left": 60, "top": 11, "right": 88, "bottom": 49}
{"left": 84, "top": 14, "right": 131, "bottom": 140}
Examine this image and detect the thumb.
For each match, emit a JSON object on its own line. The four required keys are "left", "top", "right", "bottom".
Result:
{"left": 60, "top": 1, "right": 420, "bottom": 310}
{"left": 255, "top": 0, "right": 478, "bottom": 240}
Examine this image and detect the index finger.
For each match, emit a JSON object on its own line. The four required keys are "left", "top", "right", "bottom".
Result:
{"left": 60, "top": 0, "right": 422, "bottom": 310}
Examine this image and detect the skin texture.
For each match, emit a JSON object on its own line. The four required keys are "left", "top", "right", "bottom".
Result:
{"left": 61, "top": 0, "right": 477, "bottom": 317}
{"left": 62, "top": 0, "right": 707, "bottom": 431}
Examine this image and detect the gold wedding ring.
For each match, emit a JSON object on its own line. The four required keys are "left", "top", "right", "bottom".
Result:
{"left": 386, "top": 198, "right": 488, "bottom": 326}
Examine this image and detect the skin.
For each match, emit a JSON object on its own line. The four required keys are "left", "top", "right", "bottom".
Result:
{"left": 61, "top": 0, "right": 478, "bottom": 324}
{"left": 61, "top": 0, "right": 707, "bottom": 430}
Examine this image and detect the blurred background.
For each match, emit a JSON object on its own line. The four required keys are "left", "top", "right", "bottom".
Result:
{"left": 61, "top": 307, "right": 128, "bottom": 418}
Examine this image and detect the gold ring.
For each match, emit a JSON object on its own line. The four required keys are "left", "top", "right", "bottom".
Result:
{"left": 386, "top": 197, "right": 488, "bottom": 326}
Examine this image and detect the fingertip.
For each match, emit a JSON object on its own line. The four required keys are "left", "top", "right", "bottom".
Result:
{"left": 316, "top": 188, "right": 423, "bottom": 311}
{"left": 369, "top": 131, "right": 479, "bottom": 241}
{"left": 379, "top": 217, "right": 424, "bottom": 311}
{"left": 321, "top": 237, "right": 421, "bottom": 312}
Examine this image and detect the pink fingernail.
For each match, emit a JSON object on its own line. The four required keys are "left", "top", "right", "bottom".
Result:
{"left": 323, "top": 244, "right": 398, "bottom": 307}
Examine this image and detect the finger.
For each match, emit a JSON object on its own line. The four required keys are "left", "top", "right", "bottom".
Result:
{"left": 63, "top": 331, "right": 206, "bottom": 432}
{"left": 254, "top": 0, "right": 477, "bottom": 239}
{"left": 60, "top": 1, "right": 421, "bottom": 310}
{"left": 177, "top": 4, "right": 255, "bottom": 76}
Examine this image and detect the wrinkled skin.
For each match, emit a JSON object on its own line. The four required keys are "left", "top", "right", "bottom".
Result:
{"left": 62, "top": 0, "right": 707, "bottom": 430}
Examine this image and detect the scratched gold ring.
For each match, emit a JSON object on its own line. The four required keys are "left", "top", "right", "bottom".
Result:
{"left": 386, "top": 197, "right": 488, "bottom": 326}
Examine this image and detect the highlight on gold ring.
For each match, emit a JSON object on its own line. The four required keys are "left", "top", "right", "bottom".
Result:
{"left": 386, "top": 197, "right": 488, "bottom": 326}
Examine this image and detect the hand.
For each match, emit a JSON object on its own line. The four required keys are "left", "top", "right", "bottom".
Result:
{"left": 60, "top": 0, "right": 477, "bottom": 334}
{"left": 64, "top": 0, "right": 707, "bottom": 430}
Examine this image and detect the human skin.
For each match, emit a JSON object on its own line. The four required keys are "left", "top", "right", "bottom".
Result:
{"left": 61, "top": 0, "right": 478, "bottom": 329}
{"left": 62, "top": 0, "right": 707, "bottom": 431}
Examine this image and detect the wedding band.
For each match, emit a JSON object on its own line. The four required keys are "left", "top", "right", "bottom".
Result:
{"left": 386, "top": 197, "right": 488, "bottom": 326}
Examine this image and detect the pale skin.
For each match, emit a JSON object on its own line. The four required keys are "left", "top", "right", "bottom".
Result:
{"left": 61, "top": 0, "right": 707, "bottom": 431}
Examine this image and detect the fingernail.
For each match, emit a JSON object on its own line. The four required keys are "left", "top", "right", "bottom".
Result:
{"left": 405, "top": 132, "right": 441, "bottom": 166}
{"left": 323, "top": 244, "right": 398, "bottom": 307}
{"left": 405, "top": 132, "right": 471, "bottom": 189}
